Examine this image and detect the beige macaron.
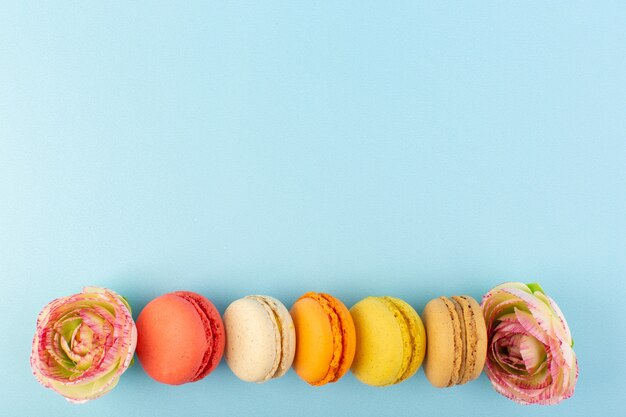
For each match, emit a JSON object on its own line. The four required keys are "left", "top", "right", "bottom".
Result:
{"left": 421, "top": 295, "right": 487, "bottom": 388}
{"left": 224, "top": 295, "right": 296, "bottom": 382}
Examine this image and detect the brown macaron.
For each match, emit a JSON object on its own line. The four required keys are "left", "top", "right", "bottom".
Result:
{"left": 421, "top": 295, "right": 487, "bottom": 388}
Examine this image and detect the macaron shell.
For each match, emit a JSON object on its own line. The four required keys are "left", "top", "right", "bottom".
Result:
{"left": 290, "top": 297, "right": 334, "bottom": 384}
{"left": 452, "top": 295, "right": 487, "bottom": 384}
{"left": 249, "top": 295, "right": 296, "bottom": 378}
{"left": 136, "top": 294, "right": 209, "bottom": 385}
{"left": 382, "top": 296, "right": 426, "bottom": 383}
{"left": 173, "top": 291, "right": 225, "bottom": 381}
{"left": 449, "top": 297, "right": 468, "bottom": 385}
{"left": 469, "top": 297, "right": 487, "bottom": 380}
{"left": 224, "top": 298, "right": 279, "bottom": 382}
{"left": 318, "top": 293, "right": 356, "bottom": 384}
{"left": 350, "top": 297, "right": 405, "bottom": 386}
{"left": 422, "top": 297, "right": 459, "bottom": 388}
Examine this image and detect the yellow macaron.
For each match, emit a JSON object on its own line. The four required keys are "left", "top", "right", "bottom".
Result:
{"left": 350, "top": 296, "right": 426, "bottom": 386}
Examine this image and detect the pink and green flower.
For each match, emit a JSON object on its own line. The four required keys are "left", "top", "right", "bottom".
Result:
{"left": 30, "top": 287, "right": 137, "bottom": 403}
{"left": 481, "top": 282, "right": 577, "bottom": 405}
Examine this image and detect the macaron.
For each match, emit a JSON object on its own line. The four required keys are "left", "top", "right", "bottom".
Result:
{"left": 350, "top": 296, "right": 426, "bottom": 386}
{"left": 223, "top": 295, "right": 296, "bottom": 383}
{"left": 421, "top": 295, "right": 487, "bottom": 388}
{"left": 290, "top": 292, "right": 356, "bottom": 386}
{"left": 136, "top": 291, "right": 225, "bottom": 385}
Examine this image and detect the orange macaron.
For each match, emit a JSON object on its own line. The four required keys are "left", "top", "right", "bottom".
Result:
{"left": 290, "top": 292, "right": 356, "bottom": 385}
{"left": 136, "top": 291, "right": 225, "bottom": 385}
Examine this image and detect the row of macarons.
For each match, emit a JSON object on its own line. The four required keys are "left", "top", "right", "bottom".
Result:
{"left": 30, "top": 283, "right": 578, "bottom": 405}
{"left": 136, "top": 291, "right": 482, "bottom": 388}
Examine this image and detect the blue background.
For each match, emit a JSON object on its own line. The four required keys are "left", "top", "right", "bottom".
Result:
{"left": 1, "top": 2, "right": 624, "bottom": 416}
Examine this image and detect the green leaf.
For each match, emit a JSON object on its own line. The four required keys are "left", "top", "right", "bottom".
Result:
{"left": 526, "top": 282, "right": 545, "bottom": 294}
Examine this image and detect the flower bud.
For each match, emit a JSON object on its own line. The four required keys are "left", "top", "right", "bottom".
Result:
{"left": 30, "top": 287, "right": 137, "bottom": 403}
{"left": 482, "top": 282, "right": 577, "bottom": 405}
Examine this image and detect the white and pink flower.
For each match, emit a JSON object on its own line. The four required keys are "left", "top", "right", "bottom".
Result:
{"left": 30, "top": 287, "right": 137, "bottom": 403}
{"left": 481, "top": 282, "right": 578, "bottom": 405}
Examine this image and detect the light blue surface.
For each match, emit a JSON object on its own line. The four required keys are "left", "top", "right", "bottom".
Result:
{"left": 1, "top": 2, "right": 625, "bottom": 416}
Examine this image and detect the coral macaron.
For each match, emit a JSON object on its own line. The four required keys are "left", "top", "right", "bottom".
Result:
{"left": 224, "top": 295, "right": 296, "bottom": 383}
{"left": 136, "top": 291, "right": 225, "bottom": 385}
{"left": 290, "top": 292, "right": 356, "bottom": 386}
